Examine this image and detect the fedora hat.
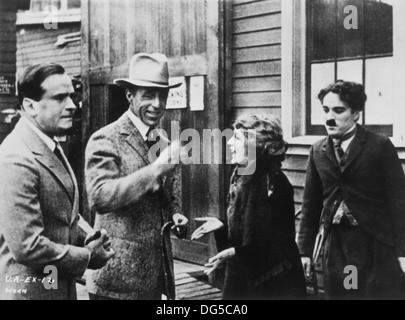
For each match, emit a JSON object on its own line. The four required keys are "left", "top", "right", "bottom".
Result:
{"left": 114, "top": 53, "right": 182, "bottom": 89}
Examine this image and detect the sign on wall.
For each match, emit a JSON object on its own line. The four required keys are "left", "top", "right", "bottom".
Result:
{"left": 0, "top": 76, "right": 15, "bottom": 95}
{"left": 166, "top": 76, "right": 187, "bottom": 109}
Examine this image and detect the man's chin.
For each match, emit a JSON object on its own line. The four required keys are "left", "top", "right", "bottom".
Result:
{"left": 325, "top": 127, "right": 339, "bottom": 137}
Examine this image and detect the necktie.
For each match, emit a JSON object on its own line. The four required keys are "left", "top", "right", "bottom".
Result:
{"left": 333, "top": 128, "right": 357, "bottom": 161}
{"left": 54, "top": 142, "right": 69, "bottom": 173}
{"left": 334, "top": 140, "right": 345, "bottom": 160}
{"left": 145, "top": 126, "right": 156, "bottom": 149}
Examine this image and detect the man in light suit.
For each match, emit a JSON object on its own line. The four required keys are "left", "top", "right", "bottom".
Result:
{"left": 85, "top": 53, "right": 188, "bottom": 300}
{"left": 298, "top": 80, "right": 405, "bottom": 299}
{"left": 0, "top": 63, "right": 114, "bottom": 300}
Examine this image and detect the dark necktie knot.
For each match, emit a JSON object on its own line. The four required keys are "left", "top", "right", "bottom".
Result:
{"left": 333, "top": 128, "right": 356, "bottom": 161}
{"left": 146, "top": 126, "right": 156, "bottom": 149}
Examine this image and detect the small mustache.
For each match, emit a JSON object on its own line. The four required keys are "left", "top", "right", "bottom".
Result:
{"left": 326, "top": 119, "right": 337, "bottom": 127}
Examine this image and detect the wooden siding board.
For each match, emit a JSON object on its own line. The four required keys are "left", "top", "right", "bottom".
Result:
{"left": 283, "top": 155, "right": 309, "bottom": 171}
{"left": 233, "top": 29, "right": 281, "bottom": 49}
{"left": 233, "top": 0, "right": 281, "bottom": 19}
{"left": 233, "top": 76, "right": 281, "bottom": 92}
{"left": 233, "top": 45, "right": 281, "bottom": 62}
{"left": 233, "top": 60, "right": 281, "bottom": 78}
{"left": 233, "top": 13, "right": 281, "bottom": 34}
{"left": 283, "top": 170, "right": 306, "bottom": 188}
{"left": 232, "top": 107, "right": 281, "bottom": 122}
{"left": 233, "top": 91, "right": 281, "bottom": 107}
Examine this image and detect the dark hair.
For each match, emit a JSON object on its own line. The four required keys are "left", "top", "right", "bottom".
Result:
{"left": 18, "top": 63, "right": 66, "bottom": 105}
{"left": 318, "top": 80, "right": 367, "bottom": 112}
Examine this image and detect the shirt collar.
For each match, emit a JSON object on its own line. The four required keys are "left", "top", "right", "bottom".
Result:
{"left": 21, "top": 116, "right": 56, "bottom": 151}
{"left": 126, "top": 110, "right": 150, "bottom": 141}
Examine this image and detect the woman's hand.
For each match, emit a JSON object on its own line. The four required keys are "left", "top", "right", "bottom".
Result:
{"left": 191, "top": 217, "right": 224, "bottom": 240}
{"left": 204, "top": 248, "right": 235, "bottom": 276}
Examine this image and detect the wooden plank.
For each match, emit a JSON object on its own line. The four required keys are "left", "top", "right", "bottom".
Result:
{"left": 233, "top": 26, "right": 280, "bottom": 49}
{"left": 0, "top": 52, "right": 17, "bottom": 63}
{"left": 233, "top": 0, "right": 263, "bottom": 6}
{"left": 171, "top": 238, "right": 208, "bottom": 266}
{"left": 108, "top": 0, "right": 127, "bottom": 66}
{"left": 0, "top": 63, "right": 16, "bottom": 73}
{"left": 16, "top": 24, "right": 80, "bottom": 42}
{"left": 293, "top": 187, "right": 305, "bottom": 203}
{"left": 233, "top": 0, "right": 281, "bottom": 19}
{"left": 176, "top": 277, "right": 200, "bottom": 286}
{"left": 178, "top": 287, "right": 222, "bottom": 299}
{"left": 89, "top": 84, "right": 108, "bottom": 134}
{"left": 168, "top": 54, "right": 208, "bottom": 77}
{"left": 89, "top": 0, "right": 106, "bottom": 67}
{"left": 231, "top": 107, "right": 281, "bottom": 122}
{"left": 233, "top": 76, "right": 281, "bottom": 93}
{"left": 192, "top": 292, "right": 222, "bottom": 300}
{"left": 176, "top": 281, "right": 213, "bottom": 292}
{"left": 233, "top": 91, "right": 281, "bottom": 107}
{"left": 283, "top": 154, "right": 309, "bottom": 171}
{"left": 283, "top": 170, "right": 306, "bottom": 188}
{"left": 175, "top": 273, "right": 193, "bottom": 281}
{"left": 0, "top": 13, "right": 17, "bottom": 23}
{"left": 234, "top": 45, "right": 281, "bottom": 63}
{"left": 233, "top": 14, "right": 281, "bottom": 34}
{"left": 233, "top": 60, "right": 281, "bottom": 78}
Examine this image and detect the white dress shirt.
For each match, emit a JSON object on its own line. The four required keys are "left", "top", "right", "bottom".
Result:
{"left": 21, "top": 116, "right": 57, "bottom": 151}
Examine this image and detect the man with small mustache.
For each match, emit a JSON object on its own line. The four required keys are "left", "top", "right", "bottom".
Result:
{"left": 0, "top": 63, "right": 114, "bottom": 300}
{"left": 297, "top": 80, "right": 405, "bottom": 300}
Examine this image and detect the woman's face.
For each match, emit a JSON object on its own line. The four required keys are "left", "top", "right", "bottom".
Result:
{"left": 227, "top": 129, "right": 249, "bottom": 165}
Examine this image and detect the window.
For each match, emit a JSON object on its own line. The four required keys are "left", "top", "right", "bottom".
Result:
{"left": 17, "top": 0, "right": 81, "bottom": 25}
{"left": 29, "top": 0, "right": 80, "bottom": 12}
{"left": 306, "top": 0, "right": 393, "bottom": 136}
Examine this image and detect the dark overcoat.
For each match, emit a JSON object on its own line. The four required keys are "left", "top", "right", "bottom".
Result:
{"left": 297, "top": 125, "right": 405, "bottom": 258}
{"left": 216, "top": 164, "right": 306, "bottom": 300}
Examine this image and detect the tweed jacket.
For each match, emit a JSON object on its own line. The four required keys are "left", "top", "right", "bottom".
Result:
{"left": 85, "top": 113, "right": 179, "bottom": 300}
{"left": 297, "top": 125, "right": 405, "bottom": 258}
{"left": 0, "top": 119, "right": 90, "bottom": 300}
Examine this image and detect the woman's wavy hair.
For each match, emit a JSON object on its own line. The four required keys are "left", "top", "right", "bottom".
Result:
{"left": 232, "top": 114, "right": 288, "bottom": 168}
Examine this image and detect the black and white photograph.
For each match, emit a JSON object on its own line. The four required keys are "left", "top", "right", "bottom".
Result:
{"left": 0, "top": 0, "right": 404, "bottom": 305}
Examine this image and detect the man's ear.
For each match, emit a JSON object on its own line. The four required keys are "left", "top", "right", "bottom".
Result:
{"left": 126, "top": 89, "right": 133, "bottom": 103}
{"left": 21, "top": 98, "right": 37, "bottom": 117}
{"left": 353, "top": 111, "right": 361, "bottom": 122}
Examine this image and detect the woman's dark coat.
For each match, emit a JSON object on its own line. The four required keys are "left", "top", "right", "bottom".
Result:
{"left": 215, "top": 164, "right": 306, "bottom": 300}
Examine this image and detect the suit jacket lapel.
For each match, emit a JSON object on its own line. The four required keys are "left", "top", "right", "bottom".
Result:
{"left": 322, "top": 137, "right": 339, "bottom": 168}
{"left": 119, "top": 114, "right": 151, "bottom": 165}
{"left": 56, "top": 143, "right": 80, "bottom": 225}
{"left": 18, "top": 121, "right": 75, "bottom": 207}
{"left": 340, "top": 124, "right": 367, "bottom": 173}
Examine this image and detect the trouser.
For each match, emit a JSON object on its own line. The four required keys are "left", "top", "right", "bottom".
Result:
{"left": 323, "top": 223, "right": 405, "bottom": 300}
{"left": 88, "top": 262, "right": 166, "bottom": 300}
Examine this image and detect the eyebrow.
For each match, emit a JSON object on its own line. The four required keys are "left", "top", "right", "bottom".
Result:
{"left": 51, "top": 92, "right": 75, "bottom": 99}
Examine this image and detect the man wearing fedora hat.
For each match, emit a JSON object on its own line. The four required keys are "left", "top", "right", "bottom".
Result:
{"left": 85, "top": 53, "right": 189, "bottom": 300}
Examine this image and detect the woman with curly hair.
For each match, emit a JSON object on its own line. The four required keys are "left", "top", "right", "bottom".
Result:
{"left": 192, "top": 114, "right": 306, "bottom": 300}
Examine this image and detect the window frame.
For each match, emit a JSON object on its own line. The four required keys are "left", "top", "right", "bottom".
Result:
{"left": 305, "top": 0, "right": 393, "bottom": 137}
{"left": 282, "top": 0, "right": 405, "bottom": 145}
{"left": 17, "top": 0, "right": 80, "bottom": 26}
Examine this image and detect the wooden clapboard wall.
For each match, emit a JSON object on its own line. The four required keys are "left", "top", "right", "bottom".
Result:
{"left": 0, "top": 0, "right": 18, "bottom": 144}
{"left": 16, "top": 23, "right": 81, "bottom": 78}
{"left": 230, "top": 0, "right": 281, "bottom": 121}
